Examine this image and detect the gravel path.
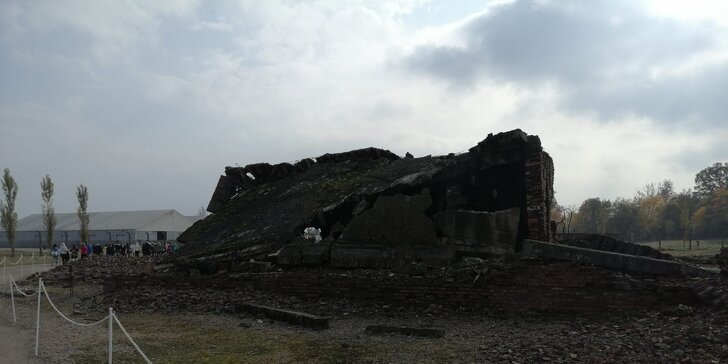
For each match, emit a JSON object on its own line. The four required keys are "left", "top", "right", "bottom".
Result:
{"left": 0, "top": 263, "right": 57, "bottom": 363}
{"left": 0, "top": 323, "right": 45, "bottom": 363}
{"left": 1, "top": 286, "right": 110, "bottom": 364}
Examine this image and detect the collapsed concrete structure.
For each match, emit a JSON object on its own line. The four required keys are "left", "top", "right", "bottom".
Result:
{"left": 100, "top": 128, "right": 722, "bottom": 314}
{"left": 177, "top": 129, "right": 554, "bottom": 271}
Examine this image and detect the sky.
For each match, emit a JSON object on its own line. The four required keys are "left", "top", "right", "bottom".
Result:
{"left": 1, "top": 0, "right": 726, "bottom": 219}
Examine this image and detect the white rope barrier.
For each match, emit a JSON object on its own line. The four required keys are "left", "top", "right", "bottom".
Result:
{"left": 109, "top": 308, "right": 113, "bottom": 364}
{"left": 1, "top": 254, "right": 57, "bottom": 268}
{"left": 10, "top": 277, "right": 38, "bottom": 297}
{"left": 113, "top": 312, "right": 153, "bottom": 364}
{"left": 6, "top": 275, "right": 153, "bottom": 363}
{"left": 9, "top": 278, "right": 16, "bottom": 323}
{"left": 35, "top": 278, "right": 41, "bottom": 356}
{"left": 40, "top": 281, "right": 109, "bottom": 327}
{"left": 9, "top": 276, "right": 37, "bottom": 324}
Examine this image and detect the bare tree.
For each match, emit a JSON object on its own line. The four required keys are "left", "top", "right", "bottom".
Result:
{"left": 76, "top": 184, "right": 89, "bottom": 243}
{"left": 1, "top": 168, "right": 19, "bottom": 257}
{"left": 41, "top": 174, "right": 56, "bottom": 251}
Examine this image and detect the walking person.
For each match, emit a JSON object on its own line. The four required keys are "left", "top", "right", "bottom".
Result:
{"left": 51, "top": 244, "right": 60, "bottom": 265}
{"left": 59, "top": 243, "right": 70, "bottom": 264}
{"left": 80, "top": 243, "right": 89, "bottom": 259}
{"left": 142, "top": 241, "right": 152, "bottom": 256}
{"left": 132, "top": 241, "right": 141, "bottom": 257}
{"left": 70, "top": 243, "right": 79, "bottom": 261}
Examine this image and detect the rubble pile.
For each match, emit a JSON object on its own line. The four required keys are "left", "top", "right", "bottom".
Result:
{"left": 29, "top": 256, "right": 157, "bottom": 286}
{"left": 474, "top": 309, "right": 728, "bottom": 363}
{"left": 719, "top": 247, "right": 728, "bottom": 276}
{"left": 687, "top": 248, "right": 728, "bottom": 311}
{"left": 559, "top": 233, "right": 674, "bottom": 260}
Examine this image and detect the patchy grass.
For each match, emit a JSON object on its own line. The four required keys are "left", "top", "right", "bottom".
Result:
{"left": 68, "top": 314, "right": 373, "bottom": 364}
{"left": 639, "top": 239, "right": 725, "bottom": 257}
{"left": 63, "top": 312, "right": 468, "bottom": 364}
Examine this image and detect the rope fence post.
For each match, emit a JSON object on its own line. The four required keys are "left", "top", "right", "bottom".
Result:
{"left": 9, "top": 277, "right": 151, "bottom": 363}
{"left": 113, "top": 312, "right": 153, "bottom": 364}
{"left": 35, "top": 278, "right": 42, "bottom": 356}
{"left": 108, "top": 307, "right": 113, "bottom": 364}
{"left": 2, "top": 257, "right": 6, "bottom": 283}
{"left": 20, "top": 254, "right": 24, "bottom": 279}
{"left": 10, "top": 276, "right": 16, "bottom": 323}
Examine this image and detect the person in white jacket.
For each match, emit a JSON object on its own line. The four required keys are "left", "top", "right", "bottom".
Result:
{"left": 132, "top": 241, "right": 142, "bottom": 257}
{"left": 59, "top": 243, "right": 70, "bottom": 264}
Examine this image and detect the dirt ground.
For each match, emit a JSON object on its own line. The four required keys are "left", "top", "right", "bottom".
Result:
{"left": 1, "top": 251, "right": 726, "bottom": 364}
{"left": 0, "top": 324, "right": 45, "bottom": 364}
{"left": 1, "top": 279, "right": 726, "bottom": 364}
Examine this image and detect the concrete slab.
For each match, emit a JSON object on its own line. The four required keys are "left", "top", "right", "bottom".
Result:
{"left": 234, "top": 303, "right": 329, "bottom": 330}
{"left": 521, "top": 240, "right": 711, "bottom": 277}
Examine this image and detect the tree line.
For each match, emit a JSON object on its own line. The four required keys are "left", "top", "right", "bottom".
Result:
{"left": 0, "top": 168, "right": 90, "bottom": 257}
{"left": 562, "top": 162, "right": 728, "bottom": 245}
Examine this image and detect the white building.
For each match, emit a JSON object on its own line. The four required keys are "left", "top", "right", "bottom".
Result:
{"left": 0, "top": 210, "right": 202, "bottom": 249}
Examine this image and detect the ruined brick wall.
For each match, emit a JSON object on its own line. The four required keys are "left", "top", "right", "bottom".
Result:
{"left": 465, "top": 130, "right": 555, "bottom": 246}
{"left": 525, "top": 136, "right": 554, "bottom": 242}
{"left": 106, "top": 262, "right": 695, "bottom": 313}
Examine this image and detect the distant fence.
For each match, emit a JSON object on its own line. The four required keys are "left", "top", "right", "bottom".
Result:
{"left": 0, "top": 253, "right": 55, "bottom": 283}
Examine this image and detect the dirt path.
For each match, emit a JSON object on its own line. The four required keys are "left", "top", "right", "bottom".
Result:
{"left": 0, "top": 262, "right": 64, "bottom": 364}
{"left": 0, "top": 323, "right": 45, "bottom": 363}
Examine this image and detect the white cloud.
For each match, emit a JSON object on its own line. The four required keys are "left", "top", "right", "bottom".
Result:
{"left": 645, "top": 0, "right": 728, "bottom": 26}
{"left": 191, "top": 21, "right": 233, "bottom": 32}
{"left": 402, "top": 0, "right": 728, "bottom": 125}
{"left": 1, "top": 0, "right": 726, "bottom": 219}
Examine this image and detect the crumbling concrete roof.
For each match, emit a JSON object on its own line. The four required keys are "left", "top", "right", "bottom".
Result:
{"left": 178, "top": 149, "right": 455, "bottom": 258}
{"left": 177, "top": 129, "right": 555, "bottom": 266}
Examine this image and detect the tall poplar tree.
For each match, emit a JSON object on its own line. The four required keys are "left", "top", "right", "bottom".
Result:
{"left": 76, "top": 184, "right": 89, "bottom": 243}
{"left": 41, "top": 174, "right": 56, "bottom": 251}
{"left": 1, "top": 168, "right": 19, "bottom": 257}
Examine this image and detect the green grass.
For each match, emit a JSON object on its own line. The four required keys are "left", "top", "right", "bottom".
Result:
{"left": 69, "top": 314, "right": 373, "bottom": 364}
{"left": 639, "top": 239, "right": 725, "bottom": 257}
{"left": 65, "top": 313, "right": 467, "bottom": 364}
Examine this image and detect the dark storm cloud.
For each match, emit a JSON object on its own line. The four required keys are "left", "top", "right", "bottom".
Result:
{"left": 402, "top": 0, "right": 726, "bottom": 124}
{"left": 403, "top": 45, "right": 483, "bottom": 88}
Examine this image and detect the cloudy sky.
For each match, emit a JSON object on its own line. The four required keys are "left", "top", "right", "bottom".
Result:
{"left": 1, "top": 0, "right": 726, "bottom": 218}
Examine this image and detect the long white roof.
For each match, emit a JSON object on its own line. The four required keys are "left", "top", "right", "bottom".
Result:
{"left": 9, "top": 210, "right": 200, "bottom": 232}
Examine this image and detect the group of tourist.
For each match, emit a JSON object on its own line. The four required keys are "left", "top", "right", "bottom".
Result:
{"left": 50, "top": 240, "right": 179, "bottom": 265}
